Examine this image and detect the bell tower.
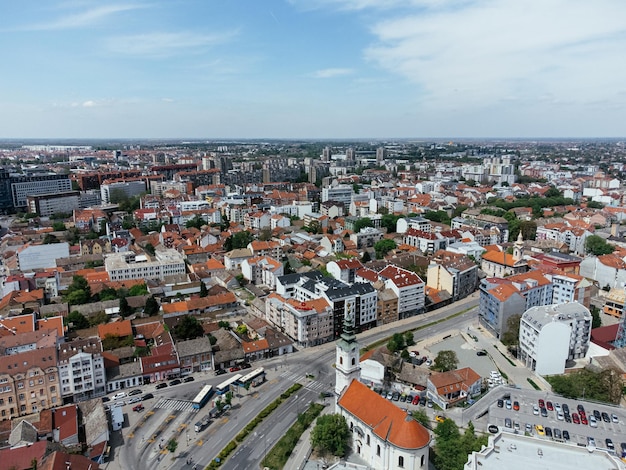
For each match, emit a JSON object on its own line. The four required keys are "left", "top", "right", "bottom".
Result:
{"left": 335, "top": 315, "right": 360, "bottom": 399}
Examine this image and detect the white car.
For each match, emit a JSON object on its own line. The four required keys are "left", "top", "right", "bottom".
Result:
{"left": 113, "top": 392, "right": 127, "bottom": 400}
{"left": 589, "top": 415, "right": 598, "bottom": 428}
{"left": 533, "top": 405, "right": 540, "bottom": 416}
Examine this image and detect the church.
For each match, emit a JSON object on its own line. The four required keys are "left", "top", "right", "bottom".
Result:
{"left": 334, "top": 318, "right": 431, "bottom": 469}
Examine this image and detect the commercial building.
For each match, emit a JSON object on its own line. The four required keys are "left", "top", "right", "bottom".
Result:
{"left": 27, "top": 191, "right": 80, "bottom": 217}
{"left": 17, "top": 243, "right": 70, "bottom": 271}
{"left": 57, "top": 338, "right": 106, "bottom": 402}
{"left": 100, "top": 180, "right": 146, "bottom": 204}
{"left": 519, "top": 303, "right": 592, "bottom": 375}
{"left": 105, "top": 249, "right": 186, "bottom": 281}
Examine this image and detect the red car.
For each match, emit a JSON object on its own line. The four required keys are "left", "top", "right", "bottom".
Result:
{"left": 513, "top": 401, "right": 520, "bottom": 411}
{"left": 572, "top": 413, "right": 580, "bottom": 424}
{"left": 546, "top": 401, "right": 554, "bottom": 411}
{"left": 538, "top": 399, "right": 545, "bottom": 408}
{"left": 229, "top": 366, "right": 241, "bottom": 372}
{"left": 580, "top": 415, "right": 588, "bottom": 425}
{"left": 132, "top": 404, "right": 144, "bottom": 412}
{"left": 412, "top": 395, "right": 420, "bottom": 405}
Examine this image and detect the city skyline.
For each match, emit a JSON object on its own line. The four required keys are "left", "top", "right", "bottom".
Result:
{"left": 2, "top": 0, "right": 626, "bottom": 139}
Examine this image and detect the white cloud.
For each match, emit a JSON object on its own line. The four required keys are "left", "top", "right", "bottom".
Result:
{"left": 82, "top": 100, "right": 96, "bottom": 107}
{"left": 105, "top": 31, "right": 238, "bottom": 58}
{"left": 313, "top": 68, "right": 354, "bottom": 78}
{"left": 361, "top": 0, "right": 626, "bottom": 111}
{"left": 13, "top": 4, "right": 147, "bottom": 31}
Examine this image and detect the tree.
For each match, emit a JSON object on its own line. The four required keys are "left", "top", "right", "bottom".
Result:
{"left": 387, "top": 333, "right": 405, "bottom": 353}
{"left": 119, "top": 297, "right": 133, "bottom": 318}
{"left": 42, "top": 234, "right": 60, "bottom": 244}
{"left": 353, "top": 217, "right": 373, "bottom": 233}
{"left": 310, "top": 414, "right": 350, "bottom": 457}
{"left": 412, "top": 409, "right": 430, "bottom": 429}
{"left": 361, "top": 251, "right": 371, "bottom": 263}
{"left": 88, "top": 311, "right": 108, "bottom": 327}
{"left": 199, "top": 281, "right": 208, "bottom": 297}
{"left": 66, "top": 311, "right": 89, "bottom": 330}
{"left": 404, "top": 331, "right": 415, "bottom": 347}
{"left": 501, "top": 314, "right": 521, "bottom": 346}
{"left": 381, "top": 214, "right": 401, "bottom": 233}
{"left": 424, "top": 210, "right": 451, "bottom": 226}
{"left": 590, "top": 305, "right": 602, "bottom": 329}
{"left": 545, "top": 186, "right": 562, "bottom": 198}
{"left": 433, "top": 350, "right": 458, "bottom": 372}
{"left": 174, "top": 315, "right": 204, "bottom": 340}
{"left": 186, "top": 215, "right": 207, "bottom": 230}
{"left": 144, "top": 295, "right": 160, "bottom": 316}
{"left": 224, "top": 231, "right": 253, "bottom": 251}
{"left": 144, "top": 243, "right": 156, "bottom": 256}
{"left": 236, "top": 324, "right": 248, "bottom": 335}
{"left": 98, "top": 287, "right": 118, "bottom": 302}
{"left": 52, "top": 221, "right": 66, "bottom": 231}
{"left": 128, "top": 283, "right": 148, "bottom": 296}
{"left": 374, "top": 239, "right": 397, "bottom": 259}
{"left": 166, "top": 439, "right": 178, "bottom": 453}
{"left": 585, "top": 235, "right": 614, "bottom": 255}
{"left": 65, "top": 275, "right": 92, "bottom": 304}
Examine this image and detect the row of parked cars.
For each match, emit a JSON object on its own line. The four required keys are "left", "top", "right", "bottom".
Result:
{"left": 375, "top": 388, "right": 431, "bottom": 406}
{"left": 215, "top": 363, "right": 252, "bottom": 376}
{"left": 532, "top": 399, "right": 619, "bottom": 427}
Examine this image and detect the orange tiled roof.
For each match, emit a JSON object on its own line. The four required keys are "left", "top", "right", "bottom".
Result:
{"left": 338, "top": 380, "right": 430, "bottom": 449}
{"left": 97, "top": 319, "right": 132, "bottom": 339}
{"left": 481, "top": 250, "right": 519, "bottom": 267}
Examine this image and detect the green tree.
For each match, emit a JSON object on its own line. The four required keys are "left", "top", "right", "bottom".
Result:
{"left": 353, "top": 217, "right": 373, "bottom": 233}
{"left": 545, "top": 186, "right": 561, "bottom": 198}
{"left": 387, "top": 333, "right": 405, "bottom": 353}
{"left": 88, "top": 311, "right": 108, "bottom": 327}
{"left": 424, "top": 210, "right": 451, "bottom": 226}
{"left": 52, "top": 221, "right": 66, "bottom": 231}
{"left": 174, "top": 315, "right": 204, "bottom": 340}
{"left": 66, "top": 311, "right": 89, "bottom": 330}
{"left": 404, "top": 331, "right": 415, "bottom": 347}
{"left": 381, "top": 214, "right": 401, "bottom": 233}
{"left": 224, "top": 231, "right": 253, "bottom": 251}
{"left": 128, "top": 283, "right": 148, "bottom": 296}
{"left": 143, "top": 295, "right": 160, "bottom": 316}
{"left": 144, "top": 243, "right": 156, "bottom": 256}
{"left": 361, "top": 251, "right": 371, "bottom": 263}
{"left": 98, "top": 287, "right": 118, "bottom": 302}
{"left": 199, "top": 281, "right": 208, "bottom": 297}
{"left": 236, "top": 324, "right": 248, "bottom": 335}
{"left": 412, "top": 409, "right": 430, "bottom": 429}
{"left": 185, "top": 215, "right": 207, "bottom": 230}
{"left": 166, "top": 439, "right": 178, "bottom": 453}
{"left": 42, "top": 234, "right": 60, "bottom": 244}
{"left": 374, "top": 239, "right": 397, "bottom": 259}
{"left": 585, "top": 235, "right": 614, "bottom": 255}
{"left": 590, "top": 305, "right": 602, "bottom": 329}
{"left": 119, "top": 297, "right": 133, "bottom": 317}
{"left": 310, "top": 414, "right": 350, "bottom": 457}
{"left": 501, "top": 314, "right": 521, "bottom": 346}
{"left": 433, "top": 350, "right": 458, "bottom": 372}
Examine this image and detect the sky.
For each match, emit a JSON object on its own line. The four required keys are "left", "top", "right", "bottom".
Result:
{"left": 1, "top": 0, "right": 626, "bottom": 139}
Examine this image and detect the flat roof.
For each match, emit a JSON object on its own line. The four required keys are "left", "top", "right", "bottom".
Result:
{"left": 466, "top": 432, "right": 623, "bottom": 470}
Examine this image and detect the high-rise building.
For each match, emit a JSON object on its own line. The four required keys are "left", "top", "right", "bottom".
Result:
{"left": 376, "top": 147, "right": 386, "bottom": 165}
{"left": 322, "top": 146, "right": 331, "bottom": 163}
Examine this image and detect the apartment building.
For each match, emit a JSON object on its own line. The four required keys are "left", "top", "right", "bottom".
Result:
{"left": 241, "top": 256, "right": 284, "bottom": 289}
{"left": 519, "top": 303, "right": 592, "bottom": 375}
{"left": 0, "top": 347, "right": 61, "bottom": 420}
{"left": 105, "top": 249, "right": 186, "bottom": 281}
{"left": 427, "top": 251, "right": 478, "bottom": 301}
{"left": 378, "top": 265, "right": 425, "bottom": 318}
{"left": 57, "top": 338, "right": 106, "bottom": 402}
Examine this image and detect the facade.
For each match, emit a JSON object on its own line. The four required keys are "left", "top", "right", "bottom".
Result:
{"left": 403, "top": 229, "right": 448, "bottom": 254}
{"left": 579, "top": 253, "right": 626, "bottom": 290}
{"left": 427, "top": 251, "right": 478, "bottom": 301}
{"left": 57, "top": 338, "right": 106, "bottom": 402}
{"left": 480, "top": 239, "right": 527, "bottom": 278}
{"left": 378, "top": 265, "right": 425, "bottom": 318}
{"left": 0, "top": 347, "right": 61, "bottom": 420}
{"left": 519, "top": 303, "right": 592, "bottom": 375}
{"left": 321, "top": 184, "right": 353, "bottom": 205}
{"left": 100, "top": 180, "right": 146, "bottom": 204}
{"left": 105, "top": 249, "right": 186, "bottom": 281}
{"left": 241, "top": 256, "right": 283, "bottom": 289}
{"left": 10, "top": 174, "right": 72, "bottom": 209}
{"left": 326, "top": 258, "right": 364, "bottom": 284}
{"left": 17, "top": 243, "right": 70, "bottom": 271}
{"left": 479, "top": 278, "right": 527, "bottom": 338}
{"left": 548, "top": 273, "right": 593, "bottom": 308}
{"left": 27, "top": 191, "right": 80, "bottom": 217}
{"left": 350, "top": 227, "right": 383, "bottom": 249}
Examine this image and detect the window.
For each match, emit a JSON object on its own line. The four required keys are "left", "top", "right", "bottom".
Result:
{"left": 367, "top": 435, "right": 370, "bottom": 445}
{"left": 398, "top": 456, "right": 404, "bottom": 468}
{"left": 351, "top": 358, "right": 356, "bottom": 365}
{"left": 421, "top": 455, "right": 425, "bottom": 467}
{"left": 339, "top": 357, "right": 343, "bottom": 365}
{"left": 377, "top": 445, "right": 380, "bottom": 456}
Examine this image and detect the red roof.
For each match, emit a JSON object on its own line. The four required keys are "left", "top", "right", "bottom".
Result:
{"left": 338, "top": 380, "right": 430, "bottom": 450}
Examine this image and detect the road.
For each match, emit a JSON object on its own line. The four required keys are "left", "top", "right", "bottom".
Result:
{"left": 112, "top": 295, "right": 479, "bottom": 470}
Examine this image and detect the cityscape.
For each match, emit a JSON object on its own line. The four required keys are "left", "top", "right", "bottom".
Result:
{"left": 2, "top": 1, "right": 626, "bottom": 470}
{"left": 0, "top": 139, "right": 625, "bottom": 470}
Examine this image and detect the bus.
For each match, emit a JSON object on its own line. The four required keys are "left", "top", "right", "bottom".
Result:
{"left": 191, "top": 385, "right": 214, "bottom": 409}
{"left": 238, "top": 367, "right": 265, "bottom": 388}
{"left": 216, "top": 374, "right": 242, "bottom": 395}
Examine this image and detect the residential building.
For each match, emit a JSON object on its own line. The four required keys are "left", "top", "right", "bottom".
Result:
{"left": 0, "top": 347, "right": 60, "bottom": 420}
{"left": 519, "top": 303, "right": 592, "bottom": 375}
{"left": 105, "top": 248, "right": 186, "bottom": 281}
{"left": 248, "top": 240, "right": 282, "bottom": 259}
{"left": 321, "top": 184, "right": 353, "bottom": 205}
{"left": 176, "top": 336, "right": 213, "bottom": 374}
{"left": 548, "top": 272, "right": 593, "bottom": 308}
{"left": 602, "top": 288, "right": 625, "bottom": 318}
{"left": 8, "top": 173, "right": 72, "bottom": 210}
{"left": 427, "top": 251, "right": 478, "bottom": 301}
{"left": 326, "top": 258, "right": 364, "bottom": 284}
{"left": 350, "top": 227, "right": 383, "bottom": 249}
{"left": 579, "top": 253, "right": 626, "bottom": 290}
{"left": 403, "top": 229, "right": 449, "bottom": 254}
{"left": 480, "top": 235, "right": 527, "bottom": 278}
{"left": 57, "top": 338, "right": 106, "bottom": 402}
{"left": 100, "top": 179, "right": 146, "bottom": 204}
{"left": 241, "top": 256, "right": 284, "bottom": 289}
{"left": 378, "top": 265, "right": 425, "bottom": 318}
{"left": 396, "top": 216, "right": 432, "bottom": 234}
{"left": 224, "top": 248, "right": 253, "bottom": 270}
{"left": 479, "top": 278, "right": 527, "bottom": 339}
{"left": 426, "top": 367, "right": 482, "bottom": 409}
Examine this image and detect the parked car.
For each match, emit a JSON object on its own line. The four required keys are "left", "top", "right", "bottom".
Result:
{"left": 142, "top": 393, "right": 154, "bottom": 400}
{"left": 392, "top": 391, "right": 400, "bottom": 401}
{"left": 132, "top": 404, "right": 144, "bottom": 412}
{"left": 589, "top": 415, "right": 598, "bottom": 428}
{"left": 513, "top": 401, "right": 520, "bottom": 411}
{"left": 497, "top": 399, "right": 504, "bottom": 408}
{"left": 577, "top": 404, "right": 585, "bottom": 415}
{"left": 505, "top": 400, "right": 512, "bottom": 410}
{"left": 572, "top": 413, "right": 580, "bottom": 424}
{"left": 606, "top": 438, "right": 615, "bottom": 452}
{"left": 532, "top": 404, "right": 539, "bottom": 415}
{"left": 241, "top": 363, "right": 252, "bottom": 369}
{"left": 557, "top": 411, "right": 564, "bottom": 421}
{"left": 562, "top": 403, "right": 569, "bottom": 414}
{"left": 535, "top": 425, "right": 545, "bottom": 436}
{"left": 419, "top": 396, "right": 427, "bottom": 406}
{"left": 525, "top": 423, "right": 532, "bottom": 433}
{"left": 102, "top": 396, "right": 110, "bottom": 403}
{"left": 230, "top": 366, "right": 241, "bottom": 373}
{"left": 620, "top": 442, "right": 626, "bottom": 458}
{"left": 602, "top": 412, "right": 611, "bottom": 423}
{"left": 128, "top": 389, "right": 142, "bottom": 396}
{"left": 215, "top": 369, "right": 227, "bottom": 376}
{"left": 427, "top": 400, "right": 433, "bottom": 408}
{"left": 113, "top": 392, "right": 127, "bottom": 400}
{"left": 562, "top": 430, "right": 570, "bottom": 441}
{"left": 538, "top": 399, "right": 545, "bottom": 408}
{"left": 155, "top": 383, "right": 168, "bottom": 390}
{"left": 545, "top": 427, "right": 552, "bottom": 438}
{"left": 128, "top": 396, "right": 141, "bottom": 404}
{"left": 169, "top": 379, "right": 181, "bottom": 386}
{"left": 504, "top": 418, "right": 512, "bottom": 428}
{"left": 436, "top": 415, "right": 446, "bottom": 423}
{"left": 580, "top": 414, "right": 588, "bottom": 425}
{"left": 593, "top": 409, "right": 601, "bottom": 420}
{"left": 540, "top": 407, "right": 548, "bottom": 418}
{"left": 476, "top": 350, "right": 487, "bottom": 356}
{"left": 546, "top": 401, "right": 554, "bottom": 411}
{"left": 587, "top": 436, "right": 596, "bottom": 448}
{"left": 386, "top": 391, "right": 393, "bottom": 400}
{"left": 183, "top": 376, "right": 195, "bottom": 383}
{"left": 612, "top": 413, "right": 619, "bottom": 424}
{"left": 412, "top": 395, "right": 420, "bottom": 405}
{"left": 553, "top": 428, "right": 561, "bottom": 440}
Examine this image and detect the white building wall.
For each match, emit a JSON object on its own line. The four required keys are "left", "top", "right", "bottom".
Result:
{"left": 18, "top": 243, "right": 70, "bottom": 270}
{"left": 533, "top": 322, "right": 571, "bottom": 375}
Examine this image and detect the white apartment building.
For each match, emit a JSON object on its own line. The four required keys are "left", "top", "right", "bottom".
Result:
{"left": 378, "top": 265, "right": 425, "bottom": 318}
{"left": 179, "top": 200, "right": 211, "bottom": 211}
{"left": 519, "top": 303, "right": 592, "bottom": 376}
{"left": 241, "top": 256, "right": 283, "bottom": 289}
{"left": 548, "top": 273, "right": 592, "bottom": 305}
{"left": 321, "top": 184, "right": 353, "bottom": 205}
{"left": 57, "top": 338, "right": 106, "bottom": 402}
{"left": 105, "top": 249, "right": 186, "bottom": 281}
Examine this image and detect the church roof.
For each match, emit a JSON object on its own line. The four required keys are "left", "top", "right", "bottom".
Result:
{"left": 338, "top": 379, "right": 430, "bottom": 450}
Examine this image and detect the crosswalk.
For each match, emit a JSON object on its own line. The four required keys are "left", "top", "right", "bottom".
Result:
{"left": 154, "top": 398, "right": 198, "bottom": 413}
{"left": 279, "top": 371, "right": 331, "bottom": 394}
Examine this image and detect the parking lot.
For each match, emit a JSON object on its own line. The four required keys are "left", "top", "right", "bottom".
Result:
{"left": 425, "top": 333, "right": 500, "bottom": 379}
{"left": 487, "top": 388, "right": 625, "bottom": 454}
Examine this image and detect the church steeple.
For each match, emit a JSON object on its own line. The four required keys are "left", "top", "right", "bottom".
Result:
{"left": 335, "top": 314, "right": 360, "bottom": 400}
{"left": 513, "top": 232, "right": 524, "bottom": 262}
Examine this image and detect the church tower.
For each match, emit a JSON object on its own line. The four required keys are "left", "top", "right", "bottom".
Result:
{"left": 513, "top": 232, "right": 524, "bottom": 262}
{"left": 335, "top": 315, "right": 360, "bottom": 400}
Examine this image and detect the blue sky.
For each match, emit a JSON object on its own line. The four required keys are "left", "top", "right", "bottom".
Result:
{"left": 1, "top": 0, "right": 626, "bottom": 139}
